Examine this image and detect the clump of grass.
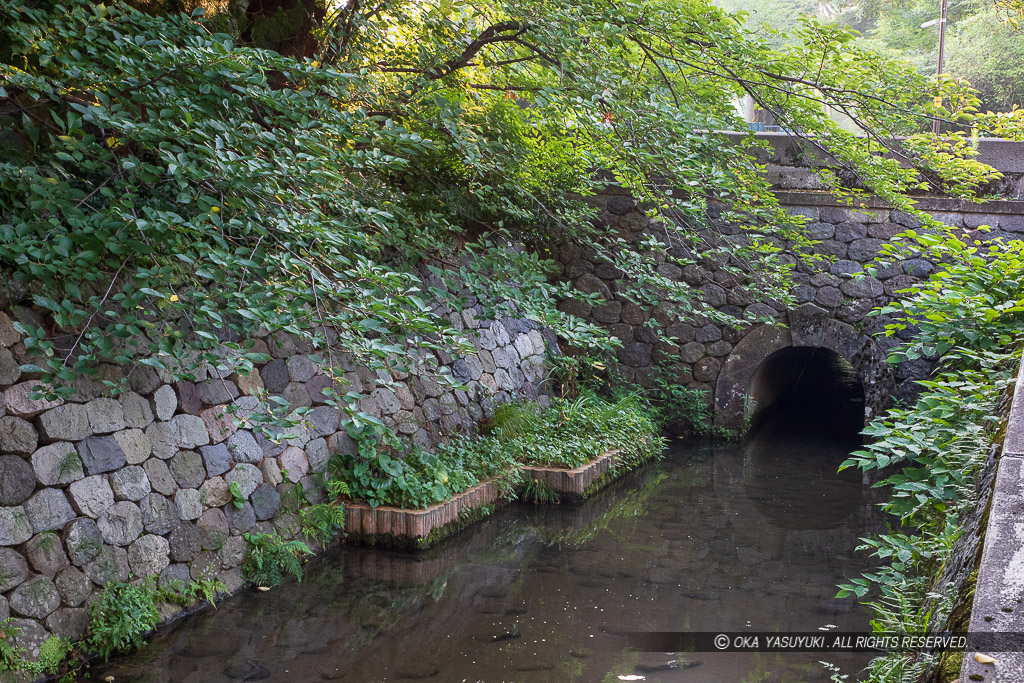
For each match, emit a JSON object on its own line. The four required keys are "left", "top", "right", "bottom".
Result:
{"left": 477, "top": 392, "right": 663, "bottom": 469}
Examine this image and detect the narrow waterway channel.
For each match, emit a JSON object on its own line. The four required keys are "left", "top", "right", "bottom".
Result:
{"left": 101, "top": 406, "right": 882, "bottom": 683}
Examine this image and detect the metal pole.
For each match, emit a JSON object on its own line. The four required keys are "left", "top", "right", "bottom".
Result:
{"left": 933, "top": 0, "right": 949, "bottom": 134}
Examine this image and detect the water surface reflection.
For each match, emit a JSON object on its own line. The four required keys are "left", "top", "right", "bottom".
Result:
{"left": 102, "top": 421, "right": 880, "bottom": 682}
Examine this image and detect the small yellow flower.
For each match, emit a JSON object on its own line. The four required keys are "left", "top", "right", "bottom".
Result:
{"left": 210, "top": 206, "right": 220, "bottom": 213}
{"left": 169, "top": 294, "right": 179, "bottom": 302}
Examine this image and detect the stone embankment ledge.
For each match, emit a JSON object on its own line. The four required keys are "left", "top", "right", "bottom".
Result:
{"left": 521, "top": 449, "right": 622, "bottom": 502}
{"left": 962, "top": 351, "right": 1024, "bottom": 681}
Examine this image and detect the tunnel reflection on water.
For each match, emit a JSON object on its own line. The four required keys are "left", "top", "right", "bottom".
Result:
{"left": 744, "top": 346, "right": 867, "bottom": 532}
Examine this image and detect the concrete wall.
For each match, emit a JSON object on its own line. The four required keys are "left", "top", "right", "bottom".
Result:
{"left": 962, "top": 352, "right": 1024, "bottom": 681}
{"left": 0, "top": 269, "right": 553, "bottom": 659}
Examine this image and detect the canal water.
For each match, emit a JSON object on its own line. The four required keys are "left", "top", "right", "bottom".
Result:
{"left": 101, "top": 415, "right": 881, "bottom": 683}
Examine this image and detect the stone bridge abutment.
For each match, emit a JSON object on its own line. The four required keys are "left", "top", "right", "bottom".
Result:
{"left": 554, "top": 133, "right": 1024, "bottom": 427}
{"left": 713, "top": 303, "right": 891, "bottom": 430}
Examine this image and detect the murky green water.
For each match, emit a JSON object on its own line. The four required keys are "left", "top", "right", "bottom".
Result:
{"left": 102, "top": 420, "right": 881, "bottom": 682}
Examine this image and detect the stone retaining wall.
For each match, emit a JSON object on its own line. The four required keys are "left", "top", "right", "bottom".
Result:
{"left": 555, "top": 137, "right": 1024, "bottom": 428}
{"left": 0, "top": 288, "right": 553, "bottom": 658}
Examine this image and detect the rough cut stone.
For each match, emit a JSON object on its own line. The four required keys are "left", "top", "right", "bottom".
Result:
{"left": 0, "top": 313, "right": 18, "bottom": 348}
{"left": 250, "top": 484, "right": 281, "bottom": 521}
{"left": 834, "top": 221, "right": 867, "bottom": 242}
{"left": 840, "top": 276, "right": 884, "bottom": 299}
{"left": 9, "top": 576, "right": 60, "bottom": 619}
{"left": 128, "top": 534, "right": 170, "bottom": 577}
{"left": 145, "top": 421, "right": 176, "bottom": 460}
{"left": 0, "top": 455, "right": 35, "bottom": 506}
{"left": 806, "top": 221, "right": 834, "bottom": 239}
{"left": 98, "top": 501, "right": 144, "bottom": 546}
{"left": 0, "top": 506, "right": 33, "bottom": 546}
{"left": 25, "top": 531, "right": 69, "bottom": 578}
{"left": 226, "top": 501, "right": 255, "bottom": 533}
{"left": 200, "top": 405, "right": 236, "bottom": 444}
{"left": 55, "top": 565, "right": 92, "bottom": 607}
{"left": 84, "top": 545, "right": 130, "bottom": 586}
{"left": 128, "top": 365, "right": 162, "bottom": 396}
{"left": 190, "top": 551, "right": 220, "bottom": 582}
{"left": 174, "top": 489, "right": 203, "bottom": 521}
{"left": 847, "top": 237, "right": 883, "bottom": 262}
{"left": 119, "top": 392, "right": 154, "bottom": 429}
{"left": 814, "top": 286, "right": 844, "bottom": 308}
{"left": 196, "top": 379, "right": 239, "bottom": 406}
{"left": 278, "top": 447, "right": 308, "bottom": 484}
{"left": 143, "top": 458, "right": 177, "bottom": 496}
{"left": 226, "top": 429, "right": 262, "bottom": 464}
{"left": 113, "top": 428, "right": 151, "bottom": 465}
{"left": 4, "top": 381, "right": 62, "bottom": 418}
{"left": 31, "top": 442, "right": 83, "bottom": 487}
{"left": 0, "top": 416, "right": 38, "bottom": 455}
{"left": 607, "top": 195, "right": 635, "bottom": 215}
{"left": 616, "top": 342, "right": 652, "bottom": 368}
{"left": 86, "top": 397, "right": 127, "bottom": 434}
{"left": 287, "top": 355, "right": 317, "bottom": 383}
{"left": 305, "top": 373, "right": 336, "bottom": 403}
{"left": 158, "top": 562, "right": 191, "bottom": 592}
{"left": 282, "top": 382, "right": 312, "bottom": 409}
{"left": 174, "top": 381, "right": 202, "bottom": 416}
{"left": 24, "top": 488, "right": 76, "bottom": 533}
{"left": 45, "top": 606, "right": 89, "bottom": 640}
{"left": 68, "top": 475, "right": 115, "bottom": 519}
{"left": 220, "top": 535, "right": 247, "bottom": 570}
{"left": 37, "top": 404, "right": 91, "bottom": 442}
{"left": 168, "top": 522, "right": 201, "bottom": 562}
{"left": 261, "top": 359, "right": 289, "bottom": 393}
{"left": 327, "top": 431, "right": 356, "bottom": 457}
{"left": 198, "top": 508, "right": 229, "bottom": 551}
{"left": 63, "top": 518, "right": 103, "bottom": 566}
{"left": 235, "top": 368, "right": 264, "bottom": 397}
{"left": 140, "top": 494, "right": 179, "bottom": 536}
{"left": 829, "top": 260, "right": 862, "bottom": 278}
{"left": 200, "top": 477, "right": 231, "bottom": 508}
{"left": 259, "top": 457, "right": 283, "bottom": 487}
{"left": 678, "top": 342, "right": 707, "bottom": 364}
{"left": 307, "top": 406, "right": 340, "bottom": 438}
{"left": 0, "top": 547, "right": 29, "bottom": 591}
{"left": 172, "top": 414, "right": 210, "bottom": 449}
{"left": 901, "top": 258, "right": 934, "bottom": 277}
{"left": 200, "top": 443, "right": 232, "bottom": 478}
{"left": 78, "top": 435, "right": 127, "bottom": 474}
{"left": 153, "top": 385, "right": 178, "bottom": 421}
{"left": 0, "top": 347, "right": 19, "bottom": 387}
{"left": 109, "top": 466, "right": 151, "bottom": 502}
{"left": 169, "top": 450, "right": 206, "bottom": 489}
{"left": 225, "top": 463, "right": 262, "bottom": 499}
{"left": 306, "top": 438, "right": 330, "bottom": 473}
{"left": 10, "top": 617, "right": 48, "bottom": 660}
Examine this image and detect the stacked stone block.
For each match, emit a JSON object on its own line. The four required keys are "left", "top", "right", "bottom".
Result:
{"left": 0, "top": 303, "right": 551, "bottom": 658}
{"left": 556, "top": 191, "right": 1021, "bottom": 407}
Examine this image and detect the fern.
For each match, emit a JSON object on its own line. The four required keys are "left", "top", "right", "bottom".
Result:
{"left": 0, "top": 618, "right": 24, "bottom": 672}
{"left": 242, "top": 532, "right": 314, "bottom": 588}
{"left": 300, "top": 502, "right": 345, "bottom": 545}
{"left": 87, "top": 581, "right": 160, "bottom": 661}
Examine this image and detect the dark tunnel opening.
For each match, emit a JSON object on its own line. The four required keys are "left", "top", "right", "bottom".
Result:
{"left": 747, "top": 346, "right": 866, "bottom": 440}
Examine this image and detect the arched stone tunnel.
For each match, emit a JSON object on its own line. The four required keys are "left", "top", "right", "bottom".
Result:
{"left": 714, "top": 303, "right": 894, "bottom": 431}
